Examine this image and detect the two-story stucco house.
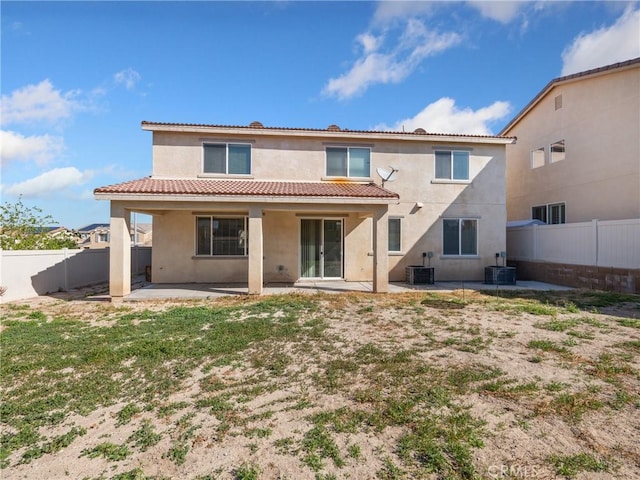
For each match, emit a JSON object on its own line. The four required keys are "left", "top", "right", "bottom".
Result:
{"left": 95, "top": 121, "right": 514, "bottom": 299}
{"left": 500, "top": 57, "right": 640, "bottom": 224}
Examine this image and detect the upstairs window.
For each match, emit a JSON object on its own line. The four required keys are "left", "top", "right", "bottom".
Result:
{"left": 531, "top": 147, "right": 545, "bottom": 168}
{"left": 532, "top": 203, "right": 566, "bottom": 224}
{"left": 443, "top": 218, "right": 477, "bottom": 256}
{"left": 550, "top": 140, "right": 565, "bottom": 163}
{"left": 548, "top": 203, "right": 566, "bottom": 224}
{"left": 531, "top": 205, "right": 547, "bottom": 223}
{"left": 435, "top": 150, "right": 469, "bottom": 180}
{"left": 326, "top": 147, "right": 370, "bottom": 178}
{"left": 196, "top": 216, "right": 248, "bottom": 256}
{"left": 203, "top": 143, "right": 251, "bottom": 175}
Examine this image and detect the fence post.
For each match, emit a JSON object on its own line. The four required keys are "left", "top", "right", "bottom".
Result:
{"left": 133, "top": 245, "right": 138, "bottom": 276}
{"left": 532, "top": 224, "right": 538, "bottom": 261}
{"left": 592, "top": 219, "right": 599, "bottom": 267}
{"left": 63, "top": 248, "right": 69, "bottom": 291}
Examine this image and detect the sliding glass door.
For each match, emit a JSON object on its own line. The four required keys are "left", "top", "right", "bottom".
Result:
{"left": 300, "top": 219, "right": 343, "bottom": 279}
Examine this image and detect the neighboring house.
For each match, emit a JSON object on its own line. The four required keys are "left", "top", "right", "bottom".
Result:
{"left": 77, "top": 223, "right": 111, "bottom": 249}
{"left": 131, "top": 223, "right": 153, "bottom": 246}
{"left": 500, "top": 57, "right": 640, "bottom": 224}
{"left": 77, "top": 223, "right": 153, "bottom": 249}
{"left": 95, "top": 121, "right": 514, "bottom": 298}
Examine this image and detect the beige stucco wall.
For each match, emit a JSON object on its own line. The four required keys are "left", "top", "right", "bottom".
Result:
{"left": 152, "top": 210, "right": 249, "bottom": 283}
{"left": 152, "top": 209, "right": 373, "bottom": 283}
{"left": 146, "top": 130, "right": 507, "bottom": 283}
{"left": 152, "top": 133, "right": 330, "bottom": 181}
{"left": 505, "top": 65, "right": 640, "bottom": 222}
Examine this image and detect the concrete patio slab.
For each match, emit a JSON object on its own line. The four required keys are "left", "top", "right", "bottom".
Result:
{"left": 123, "top": 279, "right": 572, "bottom": 301}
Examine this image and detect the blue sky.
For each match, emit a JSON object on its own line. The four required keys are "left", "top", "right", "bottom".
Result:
{"left": 1, "top": 1, "right": 639, "bottom": 229}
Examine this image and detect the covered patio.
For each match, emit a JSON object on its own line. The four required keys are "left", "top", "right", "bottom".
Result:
{"left": 95, "top": 178, "right": 400, "bottom": 301}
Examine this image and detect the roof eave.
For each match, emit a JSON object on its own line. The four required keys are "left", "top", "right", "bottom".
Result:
{"left": 94, "top": 192, "right": 399, "bottom": 204}
{"left": 141, "top": 121, "right": 514, "bottom": 145}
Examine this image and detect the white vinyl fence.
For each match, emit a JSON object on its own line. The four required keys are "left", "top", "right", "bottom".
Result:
{"left": 507, "top": 219, "right": 640, "bottom": 269}
{"left": 0, "top": 247, "right": 151, "bottom": 303}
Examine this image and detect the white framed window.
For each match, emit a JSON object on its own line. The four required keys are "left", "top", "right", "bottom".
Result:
{"left": 550, "top": 140, "right": 565, "bottom": 163}
{"left": 531, "top": 205, "right": 547, "bottom": 223}
{"left": 435, "top": 150, "right": 469, "bottom": 180}
{"left": 531, "top": 147, "right": 545, "bottom": 168}
{"left": 196, "top": 216, "right": 248, "bottom": 256}
{"left": 325, "top": 147, "right": 370, "bottom": 178}
{"left": 531, "top": 203, "right": 565, "bottom": 224}
{"left": 203, "top": 143, "right": 251, "bottom": 175}
{"left": 443, "top": 218, "right": 477, "bottom": 256}
{"left": 388, "top": 217, "right": 402, "bottom": 253}
{"left": 548, "top": 203, "right": 566, "bottom": 224}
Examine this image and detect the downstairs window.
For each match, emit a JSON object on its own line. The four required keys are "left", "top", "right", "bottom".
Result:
{"left": 443, "top": 218, "right": 477, "bottom": 256}
{"left": 196, "top": 216, "right": 248, "bottom": 256}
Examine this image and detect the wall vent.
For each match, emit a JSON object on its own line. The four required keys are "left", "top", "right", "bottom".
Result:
{"left": 554, "top": 94, "right": 563, "bottom": 110}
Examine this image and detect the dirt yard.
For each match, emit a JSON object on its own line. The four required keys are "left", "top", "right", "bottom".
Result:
{"left": 1, "top": 288, "right": 639, "bottom": 480}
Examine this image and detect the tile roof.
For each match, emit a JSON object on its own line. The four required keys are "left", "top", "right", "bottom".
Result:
{"left": 94, "top": 178, "right": 399, "bottom": 200}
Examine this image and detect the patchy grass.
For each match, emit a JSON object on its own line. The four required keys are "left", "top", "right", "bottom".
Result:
{"left": 536, "top": 391, "right": 604, "bottom": 423}
{"left": 0, "top": 296, "right": 318, "bottom": 469}
{"left": 1, "top": 289, "right": 639, "bottom": 479}
{"left": 82, "top": 442, "right": 130, "bottom": 461}
{"left": 232, "top": 463, "right": 260, "bottom": 480}
{"left": 128, "top": 419, "right": 162, "bottom": 452}
{"left": 548, "top": 452, "right": 610, "bottom": 478}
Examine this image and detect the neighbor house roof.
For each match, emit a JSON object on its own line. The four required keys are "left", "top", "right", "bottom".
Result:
{"left": 32, "top": 226, "right": 68, "bottom": 234}
{"left": 500, "top": 57, "right": 640, "bottom": 135}
{"left": 94, "top": 178, "right": 399, "bottom": 201}
{"left": 77, "top": 223, "right": 110, "bottom": 232}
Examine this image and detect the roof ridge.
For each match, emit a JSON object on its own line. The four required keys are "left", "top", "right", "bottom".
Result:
{"left": 141, "top": 120, "right": 513, "bottom": 140}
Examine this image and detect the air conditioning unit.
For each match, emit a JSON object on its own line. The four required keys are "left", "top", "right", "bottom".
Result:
{"left": 405, "top": 266, "right": 435, "bottom": 285}
{"left": 484, "top": 266, "right": 516, "bottom": 285}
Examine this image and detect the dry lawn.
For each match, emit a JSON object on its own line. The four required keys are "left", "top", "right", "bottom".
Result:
{"left": 1, "top": 288, "right": 639, "bottom": 480}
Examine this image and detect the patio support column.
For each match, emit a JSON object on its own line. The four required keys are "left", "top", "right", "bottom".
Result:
{"left": 372, "top": 205, "right": 389, "bottom": 293}
{"left": 248, "top": 206, "right": 263, "bottom": 295}
{"left": 109, "top": 201, "right": 131, "bottom": 301}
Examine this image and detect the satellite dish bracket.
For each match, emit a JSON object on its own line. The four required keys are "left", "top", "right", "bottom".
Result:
{"left": 376, "top": 166, "right": 398, "bottom": 187}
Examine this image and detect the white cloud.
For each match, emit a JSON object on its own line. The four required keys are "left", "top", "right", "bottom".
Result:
{"left": 374, "top": 1, "right": 528, "bottom": 25}
{"left": 0, "top": 130, "right": 65, "bottom": 166}
{"left": 4, "top": 167, "right": 94, "bottom": 198}
{"left": 114, "top": 68, "right": 141, "bottom": 90}
{"left": 372, "top": 1, "right": 436, "bottom": 25}
{"left": 467, "top": 1, "right": 524, "bottom": 23}
{"left": 0, "top": 79, "right": 80, "bottom": 126}
{"left": 324, "top": 1, "right": 535, "bottom": 100}
{"left": 561, "top": 7, "right": 640, "bottom": 76}
{"left": 357, "top": 33, "right": 384, "bottom": 54}
{"left": 323, "top": 20, "right": 461, "bottom": 100}
{"left": 375, "top": 97, "right": 512, "bottom": 135}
